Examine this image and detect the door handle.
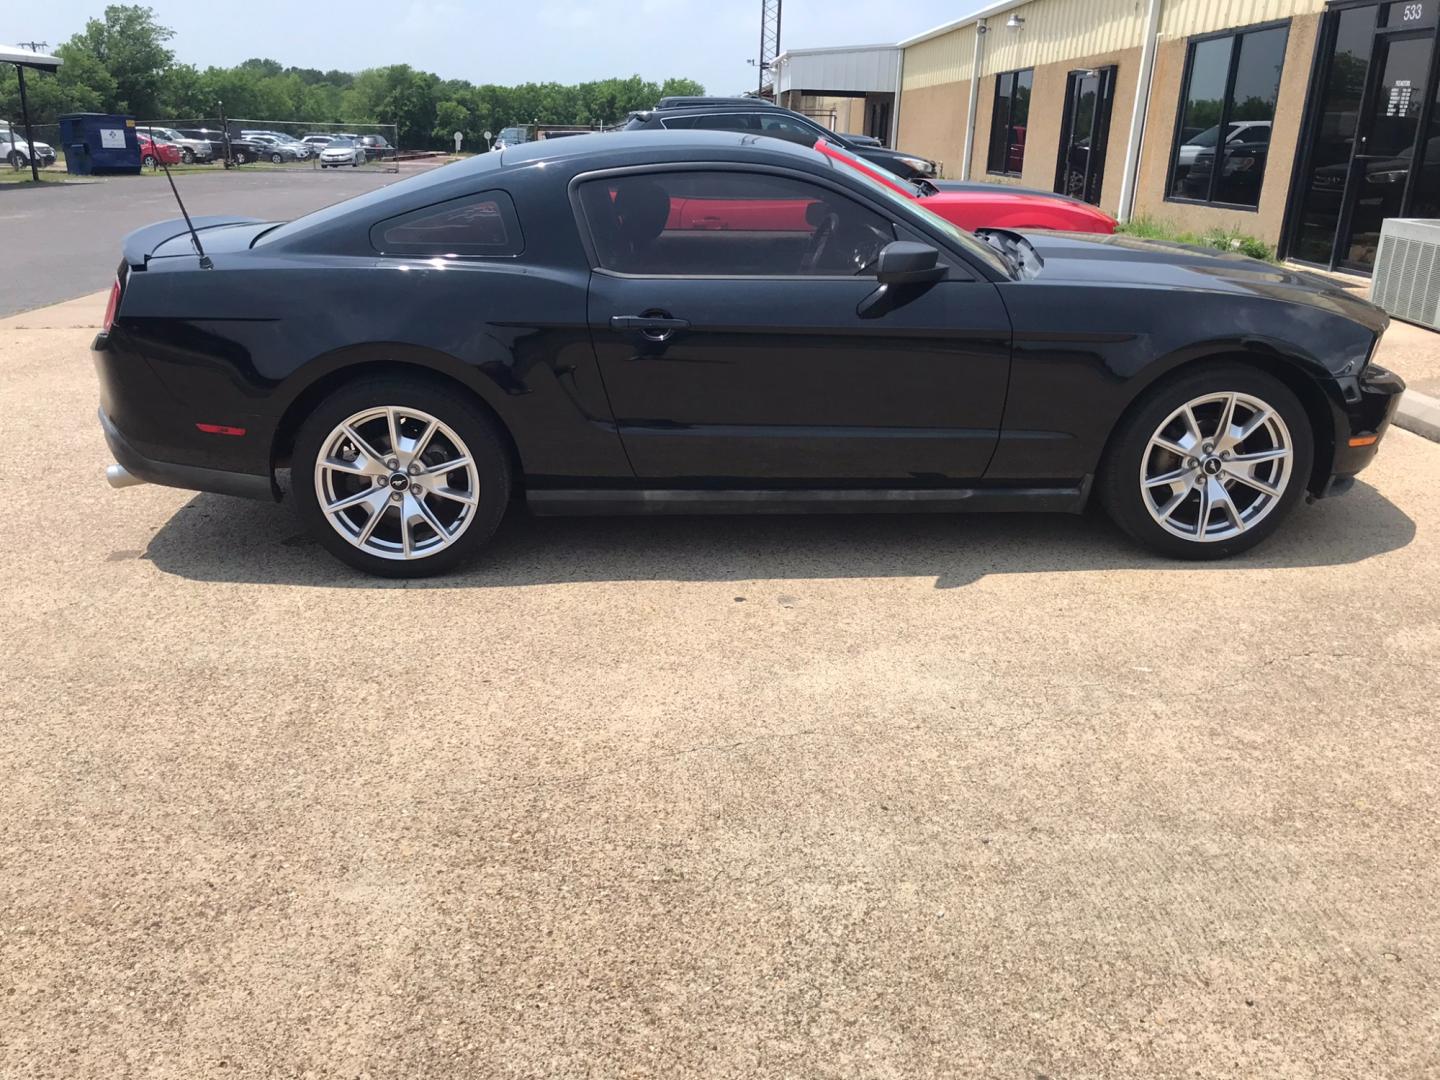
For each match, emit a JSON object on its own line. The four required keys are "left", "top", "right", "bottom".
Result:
{"left": 610, "top": 314, "right": 690, "bottom": 341}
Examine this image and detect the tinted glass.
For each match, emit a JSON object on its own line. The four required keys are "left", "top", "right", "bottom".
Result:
{"left": 371, "top": 191, "right": 521, "bottom": 256}
{"left": 1171, "top": 36, "right": 1234, "bottom": 199}
{"left": 988, "top": 73, "right": 1014, "bottom": 173}
{"left": 661, "top": 113, "right": 762, "bottom": 131}
{"left": 1411, "top": 61, "right": 1440, "bottom": 218}
{"left": 578, "top": 170, "right": 894, "bottom": 277}
{"left": 1009, "top": 69, "right": 1032, "bottom": 174}
{"left": 1214, "top": 26, "right": 1286, "bottom": 205}
{"left": 757, "top": 114, "right": 826, "bottom": 145}
{"left": 1345, "top": 34, "right": 1432, "bottom": 267}
{"left": 1291, "top": 7, "right": 1376, "bottom": 262}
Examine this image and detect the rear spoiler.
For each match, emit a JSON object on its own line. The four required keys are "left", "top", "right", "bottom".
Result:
{"left": 121, "top": 215, "right": 263, "bottom": 268}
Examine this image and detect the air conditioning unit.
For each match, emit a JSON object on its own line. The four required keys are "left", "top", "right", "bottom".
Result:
{"left": 1371, "top": 218, "right": 1440, "bottom": 330}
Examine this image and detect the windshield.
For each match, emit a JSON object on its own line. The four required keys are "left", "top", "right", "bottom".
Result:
{"left": 328, "top": 138, "right": 356, "bottom": 147}
{"left": 822, "top": 152, "right": 1012, "bottom": 278}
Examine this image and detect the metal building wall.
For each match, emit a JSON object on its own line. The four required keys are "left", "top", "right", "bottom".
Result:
{"left": 1158, "top": 0, "right": 1325, "bottom": 39}
{"left": 776, "top": 47, "right": 901, "bottom": 95}
{"left": 981, "top": 0, "right": 1147, "bottom": 74}
{"left": 901, "top": 24, "right": 977, "bottom": 91}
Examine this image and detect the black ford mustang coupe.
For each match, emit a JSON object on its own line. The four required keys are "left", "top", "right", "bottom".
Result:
{"left": 96, "top": 131, "right": 1404, "bottom": 577}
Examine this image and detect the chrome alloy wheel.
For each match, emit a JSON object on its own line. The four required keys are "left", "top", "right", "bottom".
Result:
{"left": 1139, "top": 391, "right": 1294, "bottom": 543}
{"left": 313, "top": 406, "right": 480, "bottom": 561}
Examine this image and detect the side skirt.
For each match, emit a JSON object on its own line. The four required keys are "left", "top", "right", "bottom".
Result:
{"left": 528, "top": 483, "right": 1091, "bottom": 517}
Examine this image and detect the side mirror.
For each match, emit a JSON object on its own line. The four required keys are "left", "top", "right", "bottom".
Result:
{"left": 875, "top": 241, "right": 946, "bottom": 286}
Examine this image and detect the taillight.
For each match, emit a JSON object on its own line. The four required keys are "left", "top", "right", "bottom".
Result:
{"left": 102, "top": 277, "right": 121, "bottom": 332}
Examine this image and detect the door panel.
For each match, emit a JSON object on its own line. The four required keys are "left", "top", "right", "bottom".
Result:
{"left": 586, "top": 274, "right": 1012, "bottom": 482}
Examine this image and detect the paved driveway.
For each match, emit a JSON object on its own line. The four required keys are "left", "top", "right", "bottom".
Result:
{"left": 2, "top": 296, "right": 1438, "bottom": 1078}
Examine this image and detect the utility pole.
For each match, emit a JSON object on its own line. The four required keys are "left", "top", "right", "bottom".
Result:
{"left": 14, "top": 42, "right": 49, "bottom": 184}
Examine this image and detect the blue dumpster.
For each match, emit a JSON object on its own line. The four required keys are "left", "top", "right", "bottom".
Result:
{"left": 58, "top": 113, "right": 141, "bottom": 175}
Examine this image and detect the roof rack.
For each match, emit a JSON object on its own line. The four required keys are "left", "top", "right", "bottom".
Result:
{"left": 654, "top": 96, "right": 782, "bottom": 110}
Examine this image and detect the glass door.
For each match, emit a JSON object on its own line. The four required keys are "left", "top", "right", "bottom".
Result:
{"left": 1338, "top": 30, "right": 1433, "bottom": 268}
{"left": 1286, "top": 1, "right": 1439, "bottom": 271}
{"left": 1054, "top": 66, "right": 1116, "bottom": 204}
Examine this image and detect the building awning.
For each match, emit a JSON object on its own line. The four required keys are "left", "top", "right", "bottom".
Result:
{"left": 0, "top": 44, "right": 63, "bottom": 73}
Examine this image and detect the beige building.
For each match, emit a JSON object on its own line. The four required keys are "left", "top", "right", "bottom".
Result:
{"left": 877, "top": 0, "right": 1440, "bottom": 273}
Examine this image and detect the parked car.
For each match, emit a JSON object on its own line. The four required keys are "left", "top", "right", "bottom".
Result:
{"left": 625, "top": 97, "right": 939, "bottom": 179}
{"left": 1, "top": 123, "right": 57, "bottom": 168}
{"left": 817, "top": 140, "right": 1116, "bottom": 233}
{"left": 241, "top": 134, "right": 303, "bottom": 164}
{"left": 302, "top": 133, "right": 335, "bottom": 150}
{"left": 492, "top": 126, "right": 530, "bottom": 150}
{"left": 95, "top": 131, "right": 1402, "bottom": 576}
{"left": 176, "top": 128, "right": 228, "bottom": 158}
{"left": 358, "top": 134, "right": 394, "bottom": 161}
{"left": 137, "top": 134, "right": 182, "bottom": 167}
{"left": 318, "top": 137, "right": 364, "bottom": 168}
{"left": 138, "top": 125, "right": 214, "bottom": 164}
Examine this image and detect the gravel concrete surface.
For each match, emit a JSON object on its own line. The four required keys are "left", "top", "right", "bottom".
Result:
{"left": 2, "top": 295, "right": 1439, "bottom": 1079}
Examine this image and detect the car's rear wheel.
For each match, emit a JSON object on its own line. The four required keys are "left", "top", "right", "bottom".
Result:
{"left": 142, "top": 153, "right": 156, "bottom": 167}
{"left": 292, "top": 377, "right": 512, "bottom": 577}
{"left": 1098, "top": 365, "right": 1313, "bottom": 559}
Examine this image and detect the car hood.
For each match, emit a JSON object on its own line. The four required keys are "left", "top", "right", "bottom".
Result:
{"left": 1014, "top": 231, "right": 1390, "bottom": 335}
{"left": 923, "top": 189, "right": 1116, "bottom": 230}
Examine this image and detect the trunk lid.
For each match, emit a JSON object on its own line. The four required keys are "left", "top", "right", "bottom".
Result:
{"left": 121, "top": 216, "right": 270, "bottom": 267}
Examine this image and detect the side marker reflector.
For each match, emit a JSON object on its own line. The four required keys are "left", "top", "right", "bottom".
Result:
{"left": 1348, "top": 435, "right": 1379, "bottom": 448}
{"left": 196, "top": 423, "right": 247, "bottom": 436}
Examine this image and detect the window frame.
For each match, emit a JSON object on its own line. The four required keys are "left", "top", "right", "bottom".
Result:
{"left": 566, "top": 161, "right": 989, "bottom": 283}
{"left": 368, "top": 188, "right": 524, "bottom": 259}
{"left": 1165, "top": 19, "right": 1291, "bottom": 212}
{"left": 987, "top": 68, "right": 1034, "bottom": 177}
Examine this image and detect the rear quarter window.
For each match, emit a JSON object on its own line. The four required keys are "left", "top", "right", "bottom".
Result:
{"left": 370, "top": 190, "right": 523, "bottom": 257}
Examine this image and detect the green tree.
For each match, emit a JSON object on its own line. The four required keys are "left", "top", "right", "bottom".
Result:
{"left": 433, "top": 99, "right": 470, "bottom": 145}
{"left": 68, "top": 4, "right": 176, "bottom": 117}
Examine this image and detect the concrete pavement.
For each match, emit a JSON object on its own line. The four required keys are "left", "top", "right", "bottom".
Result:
{"left": 2, "top": 295, "right": 1438, "bottom": 1078}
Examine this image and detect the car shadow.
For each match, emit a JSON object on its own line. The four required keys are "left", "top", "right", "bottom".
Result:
{"left": 137, "top": 480, "right": 1417, "bottom": 590}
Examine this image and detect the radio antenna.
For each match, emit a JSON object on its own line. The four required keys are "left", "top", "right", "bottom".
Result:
{"left": 145, "top": 124, "right": 212, "bottom": 270}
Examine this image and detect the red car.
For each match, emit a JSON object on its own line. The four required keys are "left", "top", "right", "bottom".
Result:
{"left": 138, "top": 135, "right": 183, "bottom": 168}
{"left": 815, "top": 139, "right": 1116, "bottom": 234}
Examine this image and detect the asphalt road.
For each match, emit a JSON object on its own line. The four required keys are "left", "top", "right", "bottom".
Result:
{"left": 2, "top": 294, "right": 1438, "bottom": 1078}
{"left": 0, "top": 167, "right": 407, "bottom": 317}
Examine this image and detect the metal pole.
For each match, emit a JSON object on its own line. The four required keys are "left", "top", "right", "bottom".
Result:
{"left": 961, "top": 21, "right": 987, "bottom": 181}
{"left": 16, "top": 67, "right": 40, "bottom": 183}
{"left": 1117, "top": 0, "right": 1164, "bottom": 221}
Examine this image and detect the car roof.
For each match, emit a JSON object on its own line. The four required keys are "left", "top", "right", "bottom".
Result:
{"left": 655, "top": 96, "right": 781, "bottom": 110}
{"left": 496, "top": 128, "right": 822, "bottom": 169}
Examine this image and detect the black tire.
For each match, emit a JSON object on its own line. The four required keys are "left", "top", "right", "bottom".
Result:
{"left": 234, "top": 151, "right": 248, "bottom": 165}
{"left": 8, "top": 150, "right": 26, "bottom": 168}
{"left": 1098, "top": 364, "right": 1313, "bottom": 560}
{"left": 142, "top": 154, "right": 156, "bottom": 168}
{"left": 292, "top": 376, "right": 512, "bottom": 578}
{"left": 181, "top": 148, "right": 195, "bottom": 164}
{"left": 270, "top": 152, "right": 284, "bottom": 164}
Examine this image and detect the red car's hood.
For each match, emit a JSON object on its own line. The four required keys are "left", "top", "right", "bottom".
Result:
{"left": 918, "top": 188, "right": 1117, "bottom": 234}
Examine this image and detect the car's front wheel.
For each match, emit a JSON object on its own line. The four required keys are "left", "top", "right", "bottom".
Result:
{"left": 292, "top": 377, "right": 512, "bottom": 577}
{"left": 1099, "top": 365, "right": 1313, "bottom": 559}
{"left": 270, "top": 152, "right": 284, "bottom": 164}
{"left": 181, "top": 148, "right": 195, "bottom": 164}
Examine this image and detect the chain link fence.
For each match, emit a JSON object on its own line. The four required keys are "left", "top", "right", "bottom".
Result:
{"left": 3, "top": 119, "right": 62, "bottom": 172}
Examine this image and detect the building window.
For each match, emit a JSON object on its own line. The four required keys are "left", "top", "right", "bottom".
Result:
{"left": 987, "top": 69, "right": 1033, "bottom": 176}
{"left": 1168, "top": 23, "right": 1289, "bottom": 208}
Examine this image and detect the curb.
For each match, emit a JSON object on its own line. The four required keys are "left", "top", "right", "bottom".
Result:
{"left": 1396, "top": 390, "right": 1440, "bottom": 443}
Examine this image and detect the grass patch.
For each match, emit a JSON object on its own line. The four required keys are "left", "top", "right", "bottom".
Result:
{"left": 0, "top": 169, "right": 69, "bottom": 185}
{"left": 1118, "top": 215, "right": 1276, "bottom": 262}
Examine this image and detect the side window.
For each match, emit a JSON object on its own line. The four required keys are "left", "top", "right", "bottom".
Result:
{"left": 577, "top": 170, "right": 895, "bottom": 277}
{"left": 370, "top": 190, "right": 523, "bottom": 257}
{"left": 757, "top": 114, "right": 826, "bottom": 146}
{"left": 660, "top": 113, "right": 762, "bottom": 131}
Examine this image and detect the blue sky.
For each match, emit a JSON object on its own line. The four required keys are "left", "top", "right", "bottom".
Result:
{"left": 21, "top": 1, "right": 982, "bottom": 93}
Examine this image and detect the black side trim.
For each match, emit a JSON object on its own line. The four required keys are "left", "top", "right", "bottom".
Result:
{"left": 528, "top": 485, "right": 1089, "bottom": 517}
{"left": 99, "top": 409, "right": 276, "bottom": 502}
